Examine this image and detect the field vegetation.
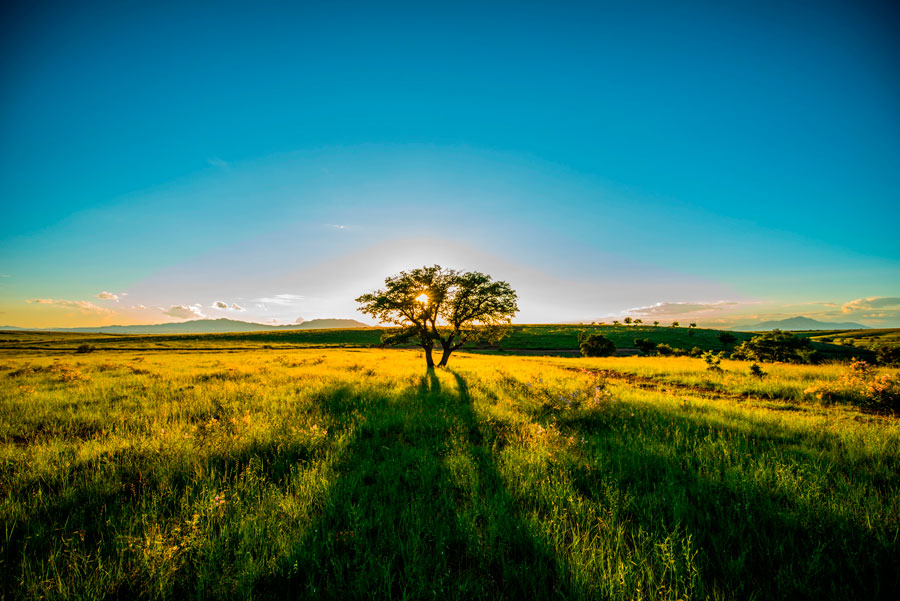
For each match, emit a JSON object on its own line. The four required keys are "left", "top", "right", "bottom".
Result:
{"left": 2, "top": 344, "right": 899, "bottom": 599}
{"left": 0, "top": 325, "right": 881, "bottom": 362}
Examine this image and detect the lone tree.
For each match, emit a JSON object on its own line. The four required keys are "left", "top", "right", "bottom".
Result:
{"left": 356, "top": 265, "right": 518, "bottom": 368}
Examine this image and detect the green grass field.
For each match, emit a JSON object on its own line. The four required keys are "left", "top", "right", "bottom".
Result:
{"left": 2, "top": 344, "right": 898, "bottom": 600}
{"left": 0, "top": 325, "right": 878, "bottom": 360}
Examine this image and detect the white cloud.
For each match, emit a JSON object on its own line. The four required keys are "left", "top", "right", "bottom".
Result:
{"left": 326, "top": 224, "right": 346, "bottom": 230}
{"left": 295, "top": 317, "right": 305, "bottom": 324}
{"left": 136, "top": 305, "right": 147, "bottom": 310}
{"left": 625, "top": 301, "right": 739, "bottom": 316}
{"left": 207, "top": 157, "right": 229, "bottom": 168}
{"left": 841, "top": 297, "right": 900, "bottom": 314}
{"left": 26, "top": 298, "right": 113, "bottom": 315}
{"left": 163, "top": 304, "right": 206, "bottom": 320}
{"left": 255, "top": 294, "right": 304, "bottom": 305}
{"left": 212, "top": 300, "right": 244, "bottom": 310}
{"left": 96, "top": 291, "right": 119, "bottom": 301}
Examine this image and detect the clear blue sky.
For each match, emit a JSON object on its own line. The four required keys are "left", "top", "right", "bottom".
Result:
{"left": 2, "top": 0, "right": 898, "bottom": 327}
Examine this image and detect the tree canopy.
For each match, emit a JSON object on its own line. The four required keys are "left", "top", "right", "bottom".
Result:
{"left": 732, "top": 330, "right": 813, "bottom": 363}
{"left": 356, "top": 265, "right": 518, "bottom": 368}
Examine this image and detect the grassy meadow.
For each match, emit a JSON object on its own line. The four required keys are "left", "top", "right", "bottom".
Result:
{"left": 2, "top": 344, "right": 899, "bottom": 600}
{"left": 0, "top": 325, "right": 874, "bottom": 360}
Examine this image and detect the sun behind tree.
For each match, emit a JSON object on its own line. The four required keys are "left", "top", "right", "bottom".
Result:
{"left": 356, "top": 265, "right": 518, "bottom": 368}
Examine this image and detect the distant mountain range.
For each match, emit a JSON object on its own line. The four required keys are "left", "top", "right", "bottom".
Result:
{"left": 730, "top": 316, "right": 868, "bottom": 331}
{"left": 0, "top": 318, "right": 370, "bottom": 334}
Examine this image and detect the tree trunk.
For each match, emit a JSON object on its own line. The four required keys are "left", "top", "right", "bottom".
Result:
{"left": 424, "top": 345, "right": 435, "bottom": 368}
{"left": 438, "top": 346, "right": 452, "bottom": 367}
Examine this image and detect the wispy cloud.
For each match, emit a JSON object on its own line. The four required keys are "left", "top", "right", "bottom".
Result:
{"left": 162, "top": 304, "right": 205, "bottom": 320}
{"left": 255, "top": 294, "right": 304, "bottom": 306}
{"left": 26, "top": 298, "right": 113, "bottom": 315}
{"left": 207, "top": 157, "right": 229, "bottom": 168}
{"left": 326, "top": 224, "right": 347, "bottom": 230}
{"left": 625, "top": 301, "right": 739, "bottom": 316}
{"left": 96, "top": 291, "right": 119, "bottom": 301}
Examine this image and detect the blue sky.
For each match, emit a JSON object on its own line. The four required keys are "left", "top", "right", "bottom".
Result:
{"left": 2, "top": 0, "right": 898, "bottom": 328}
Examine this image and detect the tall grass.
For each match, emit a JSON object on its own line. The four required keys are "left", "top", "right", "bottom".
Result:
{"left": 1, "top": 350, "right": 898, "bottom": 599}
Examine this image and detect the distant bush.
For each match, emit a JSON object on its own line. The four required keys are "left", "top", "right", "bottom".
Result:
{"left": 804, "top": 360, "right": 899, "bottom": 413}
{"left": 634, "top": 338, "right": 657, "bottom": 356}
{"left": 76, "top": 344, "right": 95, "bottom": 354}
{"left": 655, "top": 343, "right": 675, "bottom": 356}
{"left": 689, "top": 346, "right": 704, "bottom": 358}
{"left": 717, "top": 332, "right": 738, "bottom": 348}
{"left": 580, "top": 334, "right": 616, "bottom": 357}
{"left": 873, "top": 345, "right": 900, "bottom": 367}
{"left": 749, "top": 363, "right": 766, "bottom": 378}
{"left": 731, "top": 330, "right": 812, "bottom": 363}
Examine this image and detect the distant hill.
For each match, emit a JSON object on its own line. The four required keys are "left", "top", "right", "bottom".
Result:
{"left": 0, "top": 318, "right": 370, "bottom": 335}
{"left": 730, "top": 316, "right": 868, "bottom": 331}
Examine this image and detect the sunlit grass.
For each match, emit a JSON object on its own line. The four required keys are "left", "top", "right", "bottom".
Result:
{"left": 1, "top": 350, "right": 898, "bottom": 599}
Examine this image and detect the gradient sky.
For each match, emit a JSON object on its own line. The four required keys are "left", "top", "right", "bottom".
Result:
{"left": 2, "top": 0, "right": 899, "bottom": 328}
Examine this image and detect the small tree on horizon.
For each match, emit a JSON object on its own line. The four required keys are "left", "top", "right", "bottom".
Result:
{"left": 671, "top": 321, "right": 680, "bottom": 328}
{"left": 634, "top": 318, "right": 643, "bottom": 326}
{"left": 653, "top": 321, "right": 659, "bottom": 327}
{"left": 356, "top": 265, "right": 518, "bottom": 368}
{"left": 623, "top": 317, "right": 633, "bottom": 326}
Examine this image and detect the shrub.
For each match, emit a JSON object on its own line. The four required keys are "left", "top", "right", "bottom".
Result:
{"left": 804, "top": 360, "right": 900, "bottom": 413}
{"left": 689, "top": 346, "right": 704, "bottom": 358}
{"left": 703, "top": 351, "right": 724, "bottom": 372}
{"left": 580, "top": 334, "right": 616, "bottom": 357}
{"left": 655, "top": 343, "right": 675, "bottom": 356}
{"left": 717, "top": 332, "right": 738, "bottom": 348}
{"left": 749, "top": 363, "right": 766, "bottom": 378}
{"left": 873, "top": 345, "right": 900, "bottom": 367}
{"left": 634, "top": 338, "right": 657, "bottom": 356}
{"left": 76, "top": 344, "right": 95, "bottom": 354}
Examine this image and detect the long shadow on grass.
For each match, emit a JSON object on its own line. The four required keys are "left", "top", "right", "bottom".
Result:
{"left": 254, "top": 369, "right": 568, "bottom": 600}
{"left": 555, "top": 400, "right": 900, "bottom": 600}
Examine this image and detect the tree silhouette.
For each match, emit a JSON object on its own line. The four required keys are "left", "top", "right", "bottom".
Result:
{"left": 356, "top": 265, "right": 518, "bottom": 368}
{"left": 671, "top": 321, "right": 680, "bottom": 328}
{"left": 623, "top": 317, "right": 633, "bottom": 325}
